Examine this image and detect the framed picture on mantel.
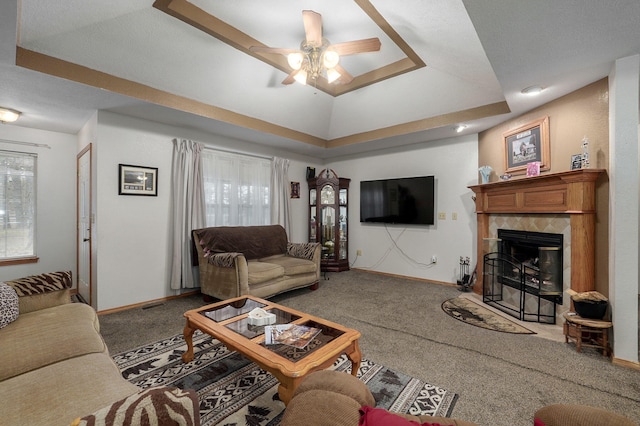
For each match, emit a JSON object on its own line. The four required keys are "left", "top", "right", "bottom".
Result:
{"left": 503, "top": 116, "right": 550, "bottom": 174}
{"left": 570, "top": 154, "right": 582, "bottom": 170}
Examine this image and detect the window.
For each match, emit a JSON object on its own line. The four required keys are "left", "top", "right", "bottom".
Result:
{"left": 0, "top": 150, "right": 36, "bottom": 261}
{"left": 202, "top": 150, "right": 270, "bottom": 226}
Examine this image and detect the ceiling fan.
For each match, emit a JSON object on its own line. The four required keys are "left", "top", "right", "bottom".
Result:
{"left": 250, "top": 10, "right": 381, "bottom": 86}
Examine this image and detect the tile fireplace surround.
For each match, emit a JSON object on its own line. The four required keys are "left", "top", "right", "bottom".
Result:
{"left": 469, "top": 169, "right": 605, "bottom": 321}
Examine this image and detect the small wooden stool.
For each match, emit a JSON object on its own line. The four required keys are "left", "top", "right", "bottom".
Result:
{"left": 563, "top": 312, "right": 612, "bottom": 357}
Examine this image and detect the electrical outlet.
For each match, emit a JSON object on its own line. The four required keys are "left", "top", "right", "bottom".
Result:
{"left": 452, "top": 212, "right": 458, "bottom": 220}
{"left": 356, "top": 249, "right": 362, "bottom": 256}
{"left": 438, "top": 212, "right": 446, "bottom": 220}
{"left": 431, "top": 255, "right": 437, "bottom": 264}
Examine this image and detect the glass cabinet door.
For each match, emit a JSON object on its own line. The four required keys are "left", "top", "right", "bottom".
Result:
{"left": 321, "top": 206, "right": 335, "bottom": 259}
{"left": 339, "top": 206, "right": 347, "bottom": 260}
{"left": 309, "top": 213, "right": 316, "bottom": 240}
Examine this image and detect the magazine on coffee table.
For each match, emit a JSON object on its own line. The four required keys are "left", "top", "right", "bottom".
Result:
{"left": 264, "top": 324, "right": 322, "bottom": 349}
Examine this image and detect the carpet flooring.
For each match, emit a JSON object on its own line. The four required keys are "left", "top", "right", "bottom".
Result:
{"left": 112, "top": 330, "right": 458, "bottom": 425}
{"left": 100, "top": 270, "right": 640, "bottom": 426}
{"left": 441, "top": 297, "right": 535, "bottom": 334}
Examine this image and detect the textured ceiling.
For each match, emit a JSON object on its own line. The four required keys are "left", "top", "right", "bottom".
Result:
{"left": 1, "top": 1, "right": 639, "bottom": 159}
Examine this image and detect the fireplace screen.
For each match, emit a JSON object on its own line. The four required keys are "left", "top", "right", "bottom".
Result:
{"left": 483, "top": 230, "right": 563, "bottom": 324}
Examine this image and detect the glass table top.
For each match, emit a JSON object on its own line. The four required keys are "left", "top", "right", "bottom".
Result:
{"left": 200, "top": 298, "right": 266, "bottom": 322}
{"left": 197, "top": 297, "right": 347, "bottom": 362}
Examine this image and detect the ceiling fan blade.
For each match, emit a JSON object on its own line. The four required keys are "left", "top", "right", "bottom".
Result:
{"left": 282, "top": 70, "right": 298, "bottom": 85}
{"left": 334, "top": 64, "right": 354, "bottom": 84}
{"left": 302, "top": 10, "right": 322, "bottom": 46}
{"left": 250, "top": 46, "right": 300, "bottom": 56}
{"left": 330, "top": 38, "right": 381, "bottom": 56}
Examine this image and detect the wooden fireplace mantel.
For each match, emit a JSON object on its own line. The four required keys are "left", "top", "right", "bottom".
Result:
{"left": 469, "top": 169, "right": 605, "bottom": 295}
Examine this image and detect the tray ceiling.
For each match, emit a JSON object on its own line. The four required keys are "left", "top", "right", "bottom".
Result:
{"left": 2, "top": 0, "right": 639, "bottom": 158}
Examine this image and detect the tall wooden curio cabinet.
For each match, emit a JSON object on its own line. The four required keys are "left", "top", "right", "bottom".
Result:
{"left": 308, "top": 169, "right": 350, "bottom": 272}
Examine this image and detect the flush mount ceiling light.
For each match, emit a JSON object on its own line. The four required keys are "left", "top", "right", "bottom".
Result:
{"left": 454, "top": 124, "right": 468, "bottom": 133}
{"left": 521, "top": 85, "right": 544, "bottom": 95}
{"left": 250, "top": 10, "right": 381, "bottom": 86}
{"left": 0, "top": 107, "right": 21, "bottom": 123}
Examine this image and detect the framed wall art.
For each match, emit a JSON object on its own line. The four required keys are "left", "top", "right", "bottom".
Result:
{"left": 503, "top": 116, "right": 550, "bottom": 174}
{"left": 290, "top": 181, "right": 300, "bottom": 198}
{"left": 118, "top": 164, "right": 158, "bottom": 196}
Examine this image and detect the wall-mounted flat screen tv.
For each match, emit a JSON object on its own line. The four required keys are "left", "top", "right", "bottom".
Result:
{"left": 360, "top": 176, "right": 435, "bottom": 225}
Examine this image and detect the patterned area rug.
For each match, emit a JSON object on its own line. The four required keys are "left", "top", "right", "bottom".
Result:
{"left": 113, "top": 331, "right": 458, "bottom": 425}
{"left": 442, "top": 297, "right": 535, "bottom": 334}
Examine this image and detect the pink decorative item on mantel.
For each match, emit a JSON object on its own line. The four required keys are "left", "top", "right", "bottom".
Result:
{"left": 526, "top": 161, "right": 541, "bottom": 177}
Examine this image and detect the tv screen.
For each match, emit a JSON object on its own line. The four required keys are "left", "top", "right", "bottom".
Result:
{"left": 360, "top": 176, "right": 435, "bottom": 225}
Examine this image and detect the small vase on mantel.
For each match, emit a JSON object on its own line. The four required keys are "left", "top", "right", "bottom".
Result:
{"left": 479, "top": 166, "right": 492, "bottom": 184}
{"left": 581, "top": 136, "right": 590, "bottom": 168}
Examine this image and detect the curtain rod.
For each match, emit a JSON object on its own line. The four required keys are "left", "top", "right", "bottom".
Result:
{"left": 203, "top": 145, "right": 271, "bottom": 160}
{"left": 0, "top": 138, "right": 51, "bottom": 149}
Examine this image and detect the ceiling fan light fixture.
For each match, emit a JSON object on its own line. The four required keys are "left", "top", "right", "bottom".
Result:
{"left": 326, "top": 68, "right": 341, "bottom": 84}
{"left": 287, "top": 52, "right": 304, "bottom": 70}
{"left": 0, "top": 107, "right": 21, "bottom": 123}
{"left": 255, "top": 10, "right": 380, "bottom": 87}
{"left": 322, "top": 50, "right": 340, "bottom": 69}
{"left": 294, "top": 69, "right": 308, "bottom": 85}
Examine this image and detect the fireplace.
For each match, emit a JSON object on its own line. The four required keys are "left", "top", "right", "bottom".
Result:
{"left": 483, "top": 230, "right": 563, "bottom": 323}
{"left": 469, "top": 169, "right": 604, "bottom": 324}
{"left": 499, "top": 229, "right": 563, "bottom": 297}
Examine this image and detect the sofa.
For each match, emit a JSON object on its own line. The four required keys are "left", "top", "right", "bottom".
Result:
{"left": 281, "top": 370, "right": 637, "bottom": 426}
{"left": 0, "top": 271, "right": 200, "bottom": 426}
{"left": 192, "top": 225, "right": 321, "bottom": 301}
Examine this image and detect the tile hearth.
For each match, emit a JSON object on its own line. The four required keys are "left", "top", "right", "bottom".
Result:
{"left": 461, "top": 292, "right": 564, "bottom": 342}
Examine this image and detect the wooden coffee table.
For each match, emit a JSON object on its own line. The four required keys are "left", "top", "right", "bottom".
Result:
{"left": 182, "top": 295, "right": 362, "bottom": 405}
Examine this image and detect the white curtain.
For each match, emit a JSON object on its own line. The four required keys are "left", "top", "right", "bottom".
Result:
{"left": 202, "top": 150, "right": 271, "bottom": 226}
{"left": 170, "top": 139, "right": 205, "bottom": 290}
{"left": 271, "top": 157, "right": 291, "bottom": 235}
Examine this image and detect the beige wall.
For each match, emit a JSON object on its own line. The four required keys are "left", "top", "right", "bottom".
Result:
{"left": 478, "top": 78, "right": 610, "bottom": 296}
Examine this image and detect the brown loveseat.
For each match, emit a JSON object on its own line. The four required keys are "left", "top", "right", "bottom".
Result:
{"left": 193, "top": 225, "right": 321, "bottom": 301}
{"left": 0, "top": 271, "right": 200, "bottom": 425}
{"left": 281, "top": 370, "right": 636, "bottom": 426}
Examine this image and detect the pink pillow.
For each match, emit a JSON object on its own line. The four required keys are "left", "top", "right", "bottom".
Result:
{"left": 359, "top": 406, "right": 454, "bottom": 426}
{"left": 534, "top": 419, "right": 546, "bottom": 426}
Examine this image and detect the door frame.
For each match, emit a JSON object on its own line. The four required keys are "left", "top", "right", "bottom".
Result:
{"left": 76, "top": 144, "right": 93, "bottom": 306}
